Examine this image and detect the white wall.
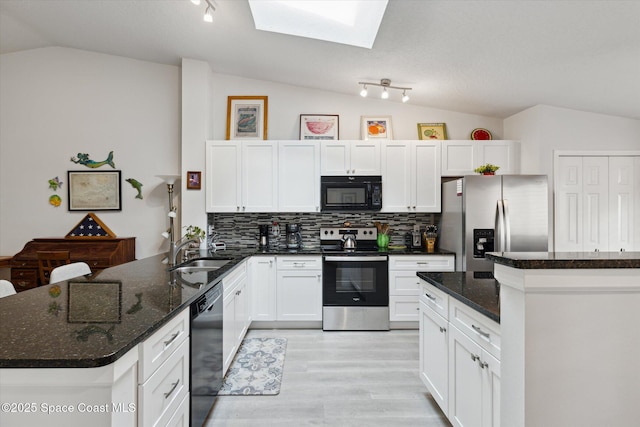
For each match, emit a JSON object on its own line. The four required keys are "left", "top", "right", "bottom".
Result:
{"left": 0, "top": 47, "right": 180, "bottom": 258}
{"left": 209, "top": 73, "right": 505, "bottom": 141}
{"left": 504, "top": 104, "right": 640, "bottom": 175}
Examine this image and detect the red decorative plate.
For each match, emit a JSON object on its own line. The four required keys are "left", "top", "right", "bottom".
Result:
{"left": 471, "top": 128, "right": 492, "bottom": 140}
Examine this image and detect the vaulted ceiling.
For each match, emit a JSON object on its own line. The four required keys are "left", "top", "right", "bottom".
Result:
{"left": 1, "top": 0, "right": 639, "bottom": 119}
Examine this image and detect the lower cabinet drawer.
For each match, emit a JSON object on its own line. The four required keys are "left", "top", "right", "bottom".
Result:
{"left": 139, "top": 310, "right": 189, "bottom": 382}
{"left": 139, "top": 338, "right": 190, "bottom": 427}
{"left": 390, "top": 295, "right": 420, "bottom": 322}
{"left": 449, "top": 298, "right": 501, "bottom": 359}
{"left": 165, "top": 391, "right": 190, "bottom": 427}
{"left": 419, "top": 282, "right": 449, "bottom": 320}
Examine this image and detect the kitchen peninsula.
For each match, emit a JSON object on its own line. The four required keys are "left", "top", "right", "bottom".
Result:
{"left": 419, "top": 252, "right": 640, "bottom": 427}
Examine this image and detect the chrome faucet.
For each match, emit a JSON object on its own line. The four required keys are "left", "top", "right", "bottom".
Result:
{"left": 170, "top": 237, "right": 199, "bottom": 266}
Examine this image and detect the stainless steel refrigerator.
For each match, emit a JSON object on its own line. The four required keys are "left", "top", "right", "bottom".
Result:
{"left": 439, "top": 175, "right": 549, "bottom": 272}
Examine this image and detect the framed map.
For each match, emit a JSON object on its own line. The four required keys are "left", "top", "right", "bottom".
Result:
{"left": 68, "top": 170, "right": 122, "bottom": 211}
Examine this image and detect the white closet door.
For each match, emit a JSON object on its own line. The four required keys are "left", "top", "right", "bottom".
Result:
{"left": 609, "top": 157, "right": 636, "bottom": 252}
{"left": 555, "top": 156, "right": 583, "bottom": 251}
{"left": 582, "top": 157, "right": 608, "bottom": 252}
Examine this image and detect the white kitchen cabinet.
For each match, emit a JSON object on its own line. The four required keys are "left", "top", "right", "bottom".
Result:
{"left": 554, "top": 154, "right": 639, "bottom": 252}
{"left": 441, "top": 140, "right": 520, "bottom": 177}
{"left": 249, "top": 256, "right": 277, "bottom": 321}
{"left": 138, "top": 339, "right": 190, "bottom": 427}
{"left": 419, "top": 279, "right": 500, "bottom": 427}
{"left": 448, "top": 298, "right": 501, "bottom": 427}
{"left": 278, "top": 140, "right": 321, "bottom": 212}
{"left": 320, "top": 140, "right": 381, "bottom": 175}
{"left": 222, "top": 260, "right": 249, "bottom": 374}
{"left": 389, "top": 255, "right": 454, "bottom": 324}
{"left": 381, "top": 140, "right": 441, "bottom": 212}
{"left": 138, "top": 309, "right": 190, "bottom": 427}
{"left": 420, "top": 297, "right": 449, "bottom": 415}
{"left": 276, "top": 256, "right": 322, "bottom": 321}
{"left": 206, "top": 140, "right": 278, "bottom": 212}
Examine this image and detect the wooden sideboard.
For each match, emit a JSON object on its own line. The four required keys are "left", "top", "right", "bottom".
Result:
{"left": 10, "top": 237, "right": 136, "bottom": 292}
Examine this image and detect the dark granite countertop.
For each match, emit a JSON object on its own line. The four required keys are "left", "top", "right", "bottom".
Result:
{"left": 417, "top": 271, "right": 500, "bottom": 323}
{"left": 486, "top": 251, "right": 640, "bottom": 269}
{"left": 0, "top": 247, "right": 453, "bottom": 369}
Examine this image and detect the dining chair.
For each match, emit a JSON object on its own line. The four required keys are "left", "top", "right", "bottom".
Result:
{"left": 49, "top": 262, "right": 92, "bottom": 284}
{"left": 0, "top": 279, "right": 17, "bottom": 298}
{"left": 37, "top": 250, "right": 71, "bottom": 285}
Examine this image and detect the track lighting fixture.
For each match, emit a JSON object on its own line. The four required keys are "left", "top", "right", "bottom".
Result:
{"left": 358, "top": 78, "right": 412, "bottom": 102}
{"left": 191, "top": 0, "right": 216, "bottom": 23}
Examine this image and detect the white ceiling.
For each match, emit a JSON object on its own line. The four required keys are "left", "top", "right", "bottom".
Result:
{"left": 1, "top": 0, "right": 639, "bottom": 120}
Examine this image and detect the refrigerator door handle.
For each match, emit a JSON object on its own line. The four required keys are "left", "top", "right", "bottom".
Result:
{"left": 495, "top": 200, "right": 506, "bottom": 252}
{"left": 503, "top": 199, "right": 511, "bottom": 251}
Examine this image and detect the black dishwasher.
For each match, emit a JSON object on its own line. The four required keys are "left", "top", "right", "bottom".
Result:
{"left": 190, "top": 280, "right": 223, "bottom": 427}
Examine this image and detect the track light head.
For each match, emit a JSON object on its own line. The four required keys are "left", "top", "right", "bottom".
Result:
{"left": 360, "top": 85, "right": 368, "bottom": 97}
{"left": 191, "top": 0, "right": 201, "bottom": 5}
{"left": 381, "top": 88, "right": 389, "bottom": 99}
{"left": 402, "top": 91, "right": 410, "bottom": 103}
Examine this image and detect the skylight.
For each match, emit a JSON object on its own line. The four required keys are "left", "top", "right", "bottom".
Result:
{"left": 247, "top": 0, "right": 388, "bottom": 49}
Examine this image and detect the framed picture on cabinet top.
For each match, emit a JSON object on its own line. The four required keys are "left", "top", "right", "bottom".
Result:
{"left": 361, "top": 115, "right": 393, "bottom": 140}
{"left": 300, "top": 114, "right": 339, "bottom": 140}
{"left": 417, "top": 123, "right": 448, "bottom": 140}
{"left": 226, "top": 96, "right": 268, "bottom": 140}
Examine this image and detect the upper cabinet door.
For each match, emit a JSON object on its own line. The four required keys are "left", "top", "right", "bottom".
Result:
{"left": 206, "top": 141, "right": 242, "bottom": 212}
{"left": 278, "top": 141, "right": 320, "bottom": 212}
{"left": 242, "top": 141, "right": 279, "bottom": 212}
{"left": 381, "top": 141, "right": 441, "bottom": 213}
{"left": 413, "top": 141, "right": 441, "bottom": 212}
{"left": 350, "top": 141, "right": 381, "bottom": 175}
{"left": 441, "top": 141, "right": 476, "bottom": 177}
{"left": 320, "top": 140, "right": 381, "bottom": 175}
{"left": 320, "top": 141, "right": 350, "bottom": 175}
{"left": 582, "top": 156, "right": 608, "bottom": 252}
{"left": 381, "top": 141, "right": 412, "bottom": 212}
{"left": 554, "top": 156, "right": 583, "bottom": 251}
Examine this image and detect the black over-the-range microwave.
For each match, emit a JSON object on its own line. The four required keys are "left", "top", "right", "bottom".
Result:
{"left": 320, "top": 175, "right": 382, "bottom": 212}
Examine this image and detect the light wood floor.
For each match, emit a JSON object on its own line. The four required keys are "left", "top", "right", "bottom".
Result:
{"left": 204, "top": 328, "right": 451, "bottom": 426}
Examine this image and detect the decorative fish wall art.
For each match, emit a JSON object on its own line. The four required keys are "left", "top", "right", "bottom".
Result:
{"left": 70, "top": 151, "right": 115, "bottom": 169}
{"left": 126, "top": 178, "right": 144, "bottom": 200}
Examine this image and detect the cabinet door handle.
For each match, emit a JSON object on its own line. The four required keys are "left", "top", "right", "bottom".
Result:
{"left": 293, "top": 262, "right": 306, "bottom": 267}
{"left": 164, "top": 379, "right": 180, "bottom": 399}
{"left": 471, "top": 354, "right": 480, "bottom": 362}
{"left": 439, "top": 326, "right": 446, "bottom": 333}
{"left": 417, "top": 262, "right": 428, "bottom": 265}
{"left": 480, "top": 360, "right": 489, "bottom": 369}
{"left": 163, "top": 331, "right": 180, "bottom": 347}
{"left": 424, "top": 292, "right": 436, "bottom": 301}
{"left": 472, "top": 324, "right": 491, "bottom": 339}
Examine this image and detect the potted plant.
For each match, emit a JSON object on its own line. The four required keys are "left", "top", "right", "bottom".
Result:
{"left": 474, "top": 163, "right": 500, "bottom": 175}
{"left": 184, "top": 225, "right": 206, "bottom": 248}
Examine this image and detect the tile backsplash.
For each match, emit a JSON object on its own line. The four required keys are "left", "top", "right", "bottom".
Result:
{"left": 208, "top": 212, "right": 440, "bottom": 249}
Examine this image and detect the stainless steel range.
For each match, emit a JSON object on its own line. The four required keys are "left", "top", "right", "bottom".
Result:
{"left": 321, "top": 226, "right": 389, "bottom": 331}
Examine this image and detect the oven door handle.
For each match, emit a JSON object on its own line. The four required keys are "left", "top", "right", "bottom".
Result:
{"left": 324, "top": 256, "right": 388, "bottom": 262}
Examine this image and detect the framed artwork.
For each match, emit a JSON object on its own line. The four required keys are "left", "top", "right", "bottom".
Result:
{"left": 67, "top": 170, "right": 121, "bottom": 211}
{"left": 226, "top": 96, "right": 268, "bottom": 140}
{"left": 67, "top": 281, "right": 122, "bottom": 323}
{"left": 361, "top": 116, "right": 393, "bottom": 140}
{"left": 300, "top": 114, "right": 339, "bottom": 140}
{"left": 187, "top": 171, "right": 201, "bottom": 190}
{"left": 417, "top": 123, "right": 448, "bottom": 140}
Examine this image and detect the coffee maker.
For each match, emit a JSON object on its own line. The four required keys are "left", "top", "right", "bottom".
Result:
{"left": 285, "top": 224, "right": 302, "bottom": 249}
{"left": 259, "top": 224, "right": 270, "bottom": 249}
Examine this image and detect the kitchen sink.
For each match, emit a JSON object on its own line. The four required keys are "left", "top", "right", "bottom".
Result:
{"left": 172, "top": 258, "right": 232, "bottom": 272}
